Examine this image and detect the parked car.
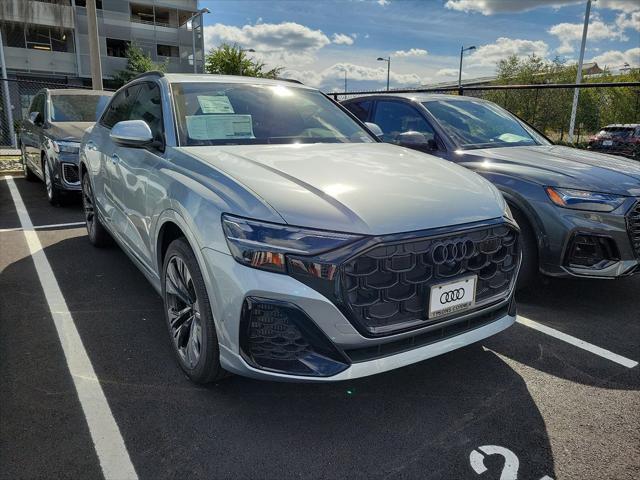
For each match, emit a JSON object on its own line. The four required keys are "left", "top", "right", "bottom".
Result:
{"left": 587, "top": 124, "right": 640, "bottom": 160}
{"left": 80, "top": 73, "right": 520, "bottom": 383}
{"left": 342, "top": 94, "right": 640, "bottom": 286}
{"left": 20, "top": 88, "right": 113, "bottom": 204}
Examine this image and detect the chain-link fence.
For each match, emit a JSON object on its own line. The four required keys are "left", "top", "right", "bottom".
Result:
{"left": 327, "top": 82, "right": 640, "bottom": 155}
{"left": 0, "top": 78, "right": 99, "bottom": 149}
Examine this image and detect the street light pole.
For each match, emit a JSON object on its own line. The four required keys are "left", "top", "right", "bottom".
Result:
{"left": 86, "top": 0, "right": 102, "bottom": 89}
{"left": 239, "top": 48, "right": 255, "bottom": 76}
{"left": 458, "top": 45, "right": 476, "bottom": 90}
{"left": 377, "top": 57, "right": 390, "bottom": 91}
{"left": 0, "top": 26, "right": 17, "bottom": 148}
{"left": 568, "top": 0, "right": 591, "bottom": 143}
{"left": 344, "top": 70, "right": 347, "bottom": 92}
{"left": 187, "top": 8, "right": 210, "bottom": 73}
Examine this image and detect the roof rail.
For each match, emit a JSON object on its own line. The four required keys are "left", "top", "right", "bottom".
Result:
{"left": 129, "top": 70, "right": 166, "bottom": 82}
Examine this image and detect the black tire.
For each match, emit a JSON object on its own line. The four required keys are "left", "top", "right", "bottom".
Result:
{"left": 43, "top": 156, "right": 62, "bottom": 206}
{"left": 512, "top": 206, "right": 539, "bottom": 290}
{"left": 21, "top": 145, "right": 37, "bottom": 181}
{"left": 82, "top": 173, "right": 112, "bottom": 247}
{"left": 162, "top": 238, "right": 227, "bottom": 384}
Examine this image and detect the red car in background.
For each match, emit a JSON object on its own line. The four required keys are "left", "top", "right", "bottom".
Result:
{"left": 588, "top": 124, "right": 640, "bottom": 160}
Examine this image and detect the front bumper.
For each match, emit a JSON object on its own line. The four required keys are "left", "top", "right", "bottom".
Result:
{"left": 200, "top": 247, "right": 516, "bottom": 382}
{"left": 538, "top": 198, "right": 640, "bottom": 279}
{"left": 52, "top": 152, "right": 81, "bottom": 191}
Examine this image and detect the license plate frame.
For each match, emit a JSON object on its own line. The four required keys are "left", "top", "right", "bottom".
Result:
{"left": 428, "top": 275, "right": 477, "bottom": 319}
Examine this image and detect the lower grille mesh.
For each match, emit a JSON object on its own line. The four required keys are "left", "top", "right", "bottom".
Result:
{"left": 62, "top": 164, "right": 79, "bottom": 184}
{"left": 341, "top": 224, "right": 519, "bottom": 335}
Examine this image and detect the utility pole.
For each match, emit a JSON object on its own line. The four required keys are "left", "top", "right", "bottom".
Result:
{"left": 458, "top": 45, "right": 476, "bottom": 91}
{"left": 0, "top": 27, "right": 17, "bottom": 148}
{"left": 377, "top": 57, "right": 390, "bottom": 91}
{"left": 568, "top": 0, "right": 591, "bottom": 143}
{"left": 86, "top": 0, "right": 103, "bottom": 89}
{"left": 344, "top": 70, "right": 347, "bottom": 92}
{"left": 70, "top": 0, "right": 83, "bottom": 78}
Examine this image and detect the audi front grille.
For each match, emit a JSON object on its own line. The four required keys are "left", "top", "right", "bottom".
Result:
{"left": 288, "top": 220, "right": 520, "bottom": 338}
{"left": 627, "top": 201, "right": 640, "bottom": 258}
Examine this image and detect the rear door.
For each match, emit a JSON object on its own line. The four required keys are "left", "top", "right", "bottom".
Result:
{"left": 110, "top": 81, "right": 165, "bottom": 269}
{"left": 91, "top": 86, "right": 138, "bottom": 228}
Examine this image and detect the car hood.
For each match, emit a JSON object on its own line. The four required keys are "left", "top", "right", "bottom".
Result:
{"left": 458, "top": 145, "right": 640, "bottom": 196}
{"left": 48, "top": 122, "right": 94, "bottom": 142}
{"left": 180, "top": 143, "right": 506, "bottom": 235}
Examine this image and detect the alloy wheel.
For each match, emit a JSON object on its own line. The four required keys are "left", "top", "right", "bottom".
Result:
{"left": 82, "top": 176, "right": 95, "bottom": 236}
{"left": 165, "top": 256, "right": 202, "bottom": 368}
{"left": 44, "top": 162, "right": 52, "bottom": 200}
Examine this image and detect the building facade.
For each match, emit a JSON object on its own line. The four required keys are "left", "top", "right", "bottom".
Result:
{"left": 0, "top": 0, "right": 204, "bottom": 85}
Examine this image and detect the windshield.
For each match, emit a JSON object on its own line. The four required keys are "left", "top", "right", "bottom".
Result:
{"left": 50, "top": 94, "right": 112, "bottom": 122}
{"left": 422, "top": 99, "right": 543, "bottom": 149}
{"left": 172, "top": 82, "right": 375, "bottom": 146}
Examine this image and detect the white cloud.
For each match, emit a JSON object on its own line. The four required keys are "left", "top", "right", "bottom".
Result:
{"left": 589, "top": 47, "right": 640, "bottom": 68}
{"left": 436, "top": 68, "right": 459, "bottom": 78}
{"left": 393, "top": 48, "right": 428, "bottom": 57}
{"left": 332, "top": 33, "right": 355, "bottom": 45}
{"left": 466, "top": 37, "right": 549, "bottom": 67}
{"left": 204, "top": 22, "right": 331, "bottom": 64}
{"left": 377, "top": 0, "right": 391, "bottom": 6}
{"left": 283, "top": 62, "right": 422, "bottom": 90}
{"left": 615, "top": 11, "right": 640, "bottom": 31}
{"left": 445, "top": 0, "right": 639, "bottom": 15}
{"left": 548, "top": 17, "right": 629, "bottom": 54}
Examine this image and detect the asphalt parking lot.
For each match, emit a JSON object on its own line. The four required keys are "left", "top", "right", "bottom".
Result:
{"left": 1, "top": 176, "right": 638, "bottom": 480}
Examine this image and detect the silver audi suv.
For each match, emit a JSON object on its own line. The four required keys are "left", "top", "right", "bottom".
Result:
{"left": 79, "top": 73, "right": 520, "bottom": 383}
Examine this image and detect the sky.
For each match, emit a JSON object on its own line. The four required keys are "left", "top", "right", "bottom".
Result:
{"left": 199, "top": 0, "right": 640, "bottom": 91}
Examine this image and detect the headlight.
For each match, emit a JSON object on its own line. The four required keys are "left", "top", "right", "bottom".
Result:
{"left": 52, "top": 140, "right": 80, "bottom": 154}
{"left": 221, "top": 214, "right": 362, "bottom": 275}
{"left": 545, "top": 187, "right": 626, "bottom": 213}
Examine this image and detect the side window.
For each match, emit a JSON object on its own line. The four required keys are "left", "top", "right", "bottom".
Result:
{"left": 373, "top": 101, "right": 434, "bottom": 143}
{"left": 128, "top": 82, "right": 164, "bottom": 145}
{"left": 100, "top": 86, "right": 138, "bottom": 129}
{"left": 345, "top": 100, "right": 372, "bottom": 122}
{"left": 30, "top": 93, "right": 44, "bottom": 115}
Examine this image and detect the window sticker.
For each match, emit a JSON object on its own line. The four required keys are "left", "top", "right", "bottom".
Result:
{"left": 197, "top": 95, "right": 235, "bottom": 114}
{"left": 186, "top": 114, "right": 254, "bottom": 140}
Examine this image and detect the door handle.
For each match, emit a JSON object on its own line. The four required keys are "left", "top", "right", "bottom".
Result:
{"left": 111, "top": 153, "right": 120, "bottom": 164}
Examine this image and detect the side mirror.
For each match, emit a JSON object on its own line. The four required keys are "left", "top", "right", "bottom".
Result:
{"left": 110, "top": 120, "right": 153, "bottom": 148}
{"left": 29, "top": 111, "right": 43, "bottom": 126}
{"left": 365, "top": 122, "right": 384, "bottom": 139}
{"left": 397, "top": 131, "right": 438, "bottom": 151}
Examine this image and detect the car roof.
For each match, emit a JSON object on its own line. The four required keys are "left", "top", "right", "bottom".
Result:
{"left": 145, "top": 72, "right": 316, "bottom": 91}
{"left": 46, "top": 88, "right": 113, "bottom": 96}
{"left": 602, "top": 124, "right": 640, "bottom": 128}
{"left": 342, "top": 92, "right": 485, "bottom": 103}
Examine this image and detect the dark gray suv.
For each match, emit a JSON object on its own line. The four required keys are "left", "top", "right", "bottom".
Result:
{"left": 343, "top": 94, "right": 640, "bottom": 285}
{"left": 20, "top": 88, "right": 112, "bottom": 204}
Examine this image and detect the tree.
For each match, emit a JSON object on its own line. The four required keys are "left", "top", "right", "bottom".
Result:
{"left": 204, "top": 43, "right": 283, "bottom": 78}
{"left": 114, "top": 43, "right": 167, "bottom": 85}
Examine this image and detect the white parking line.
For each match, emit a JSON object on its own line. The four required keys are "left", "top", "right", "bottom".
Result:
{"left": 517, "top": 316, "right": 638, "bottom": 369}
{"left": 0, "top": 221, "right": 85, "bottom": 233}
{"left": 5, "top": 176, "right": 138, "bottom": 480}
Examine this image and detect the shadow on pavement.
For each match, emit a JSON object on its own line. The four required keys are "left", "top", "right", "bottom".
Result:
{"left": 2, "top": 232, "right": 557, "bottom": 480}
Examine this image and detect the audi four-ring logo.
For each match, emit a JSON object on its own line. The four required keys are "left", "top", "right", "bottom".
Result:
{"left": 431, "top": 240, "right": 475, "bottom": 264}
{"left": 440, "top": 288, "right": 466, "bottom": 304}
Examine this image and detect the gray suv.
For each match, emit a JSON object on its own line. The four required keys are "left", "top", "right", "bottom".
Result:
{"left": 80, "top": 73, "right": 520, "bottom": 383}
{"left": 343, "top": 94, "right": 640, "bottom": 285}
{"left": 21, "top": 88, "right": 112, "bottom": 204}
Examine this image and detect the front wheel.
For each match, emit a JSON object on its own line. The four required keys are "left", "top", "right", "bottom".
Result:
{"left": 512, "top": 206, "right": 539, "bottom": 290}
{"left": 162, "top": 238, "right": 227, "bottom": 384}
{"left": 43, "top": 157, "right": 62, "bottom": 205}
{"left": 82, "top": 174, "right": 112, "bottom": 247}
{"left": 21, "top": 146, "right": 37, "bottom": 181}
